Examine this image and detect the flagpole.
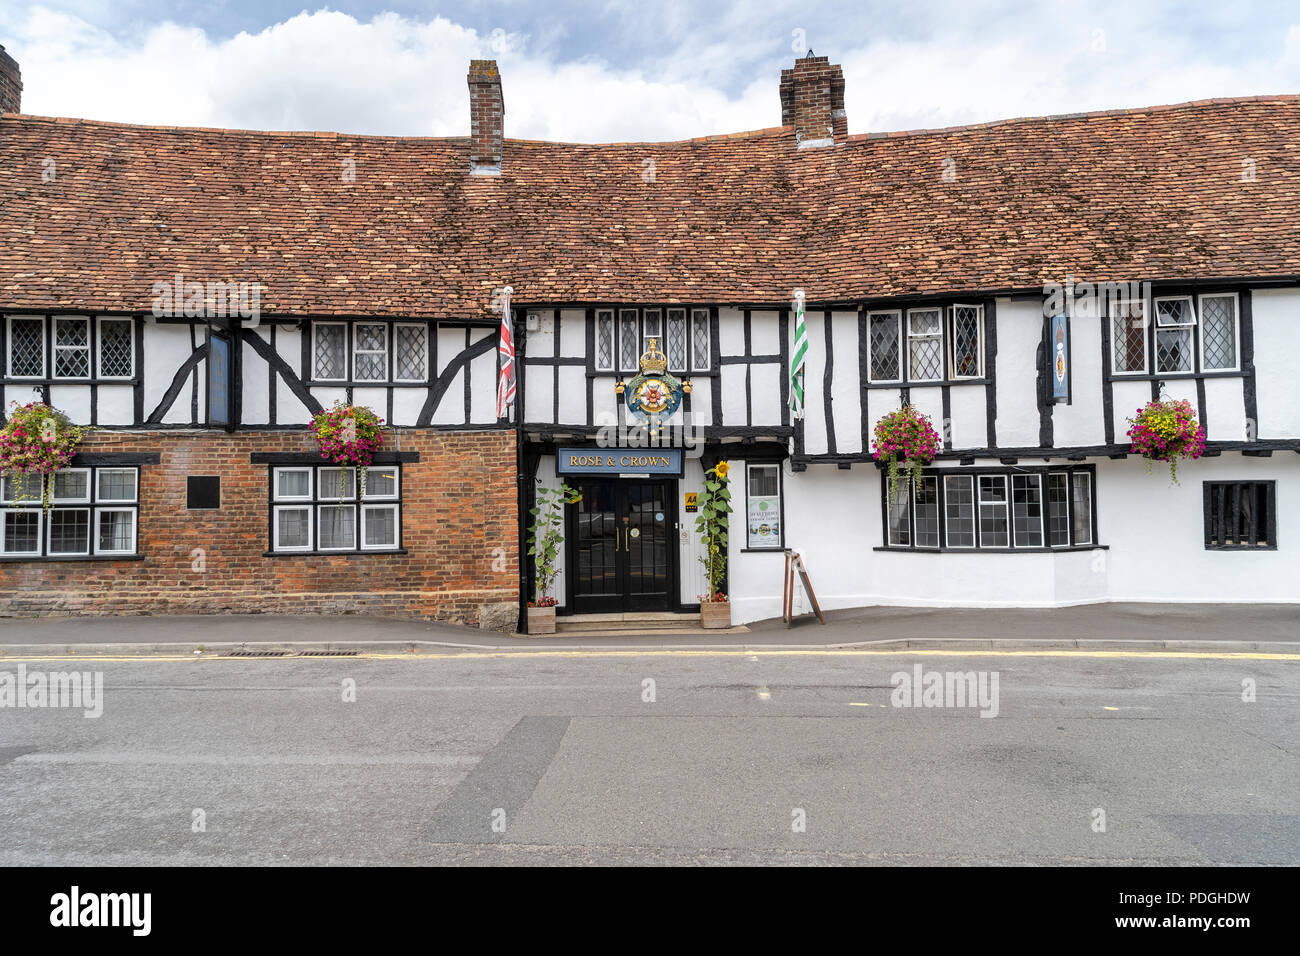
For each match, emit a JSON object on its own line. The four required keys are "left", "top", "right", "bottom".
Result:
{"left": 789, "top": 288, "right": 807, "bottom": 421}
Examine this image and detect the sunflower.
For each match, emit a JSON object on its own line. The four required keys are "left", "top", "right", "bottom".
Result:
{"left": 714, "top": 461, "right": 730, "bottom": 479}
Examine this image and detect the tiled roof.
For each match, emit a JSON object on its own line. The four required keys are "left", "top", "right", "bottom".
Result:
{"left": 2, "top": 95, "right": 1299, "bottom": 319}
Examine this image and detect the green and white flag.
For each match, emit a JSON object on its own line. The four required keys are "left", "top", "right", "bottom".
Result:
{"left": 789, "top": 288, "right": 807, "bottom": 420}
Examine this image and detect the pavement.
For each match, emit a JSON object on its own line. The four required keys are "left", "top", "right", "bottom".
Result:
{"left": 0, "top": 602, "right": 1296, "bottom": 656}
{"left": 0, "top": 648, "right": 1295, "bottom": 865}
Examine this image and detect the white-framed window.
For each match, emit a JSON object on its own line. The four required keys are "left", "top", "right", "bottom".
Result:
{"left": 269, "top": 464, "right": 402, "bottom": 554}
{"left": 393, "top": 323, "right": 429, "bottom": 382}
{"left": 691, "top": 309, "right": 711, "bottom": 371}
{"left": 95, "top": 507, "right": 137, "bottom": 555}
{"left": 6, "top": 315, "right": 45, "bottom": 378}
{"left": 96, "top": 468, "right": 138, "bottom": 503}
{"left": 273, "top": 506, "right": 313, "bottom": 552}
{"left": 745, "top": 463, "right": 783, "bottom": 549}
{"left": 353, "top": 323, "right": 388, "bottom": 382}
{"left": 0, "top": 465, "right": 139, "bottom": 560}
{"left": 1110, "top": 299, "right": 1148, "bottom": 374}
{"left": 1198, "top": 293, "right": 1239, "bottom": 372}
{"left": 54, "top": 316, "right": 91, "bottom": 379}
{"left": 312, "top": 322, "right": 347, "bottom": 381}
{"left": 595, "top": 310, "right": 615, "bottom": 372}
{"left": 1, "top": 509, "right": 42, "bottom": 556}
{"left": 867, "top": 310, "right": 902, "bottom": 383}
{"left": 1154, "top": 296, "right": 1196, "bottom": 374}
{"left": 1071, "top": 473, "right": 1093, "bottom": 546}
{"left": 361, "top": 503, "right": 400, "bottom": 550}
{"left": 948, "top": 304, "right": 984, "bottom": 379}
{"left": 642, "top": 309, "right": 662, "bottom": 354}
{"left": 1046, "top": 472, "right": 1071, "bottom": 547}
{"left": 97, "top": 317, "right": 135, "bottom": 379}
{"left": 906, "top": 308, "right": 943, "bottom": 382}
{"left": 944, "top": 475, "right": 976, "bottom": 548}
{"left": 977, "top": 475, "right": 1010, "bottom": 548}
{"left": 886, "top": 479, "right": 910, "bottom": 547}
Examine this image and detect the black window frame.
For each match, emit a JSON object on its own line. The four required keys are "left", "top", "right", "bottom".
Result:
{"left": 304, "top": 319, "right": 433, "bottom": 387}
{"left": 1203, "top": 480, "right": 1276, "bottom": 551}
{"left": 0, "top": 465, "right": 142, "bottom": 561}
{"left": 1105, "top": 288, "right": 1244, "bottom": 382}
{"left": 864, "top": 299, "right": 991, "bottom": 387}
{"left": 879, "top": 465, "right": 1100, "bottom": 553}
{"left": 0, "top": 313, "right": 140, "bottom": 385}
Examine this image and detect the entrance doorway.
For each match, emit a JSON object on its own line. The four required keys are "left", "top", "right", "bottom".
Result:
{"left": 567, "top": 479, "right": 676, "bottom": 614}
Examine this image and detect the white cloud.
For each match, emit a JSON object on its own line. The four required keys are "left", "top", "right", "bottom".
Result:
{"left": 7, "top": 4, "right": 1300, "bottom": 142}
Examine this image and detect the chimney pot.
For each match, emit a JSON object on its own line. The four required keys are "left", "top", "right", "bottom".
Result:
{"left": 467, "top": 59, "right": 504, "bottom": 176}
{"left": 0, "top": 44, "right": 22, "bottom": 115}
{"left": 779, "top": 54, "right": 846, "bottom": 148}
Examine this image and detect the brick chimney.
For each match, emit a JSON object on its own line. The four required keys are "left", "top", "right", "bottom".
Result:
{"left": 0, "top": 45, "right": 21, "bottom": 115}
{"left": 779, "top": 52, "right": 846, "bottom": 148}
{"left": 467, "top": 59, "right": 504, "bottom": 176}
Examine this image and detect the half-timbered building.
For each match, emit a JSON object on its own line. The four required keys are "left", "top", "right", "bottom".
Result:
{"left": 0, "top": 45, "right": 1297, "bottom": 627}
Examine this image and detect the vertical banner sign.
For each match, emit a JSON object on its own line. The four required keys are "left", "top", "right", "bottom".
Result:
{"left": 496, "top": 285, "right": 516, "bottom": 420}
{"left": 1050, "top": 314, "right": 1069, "bottom": 402}
{"left": 789, "top": 288, "right": 807, "bottom": 420}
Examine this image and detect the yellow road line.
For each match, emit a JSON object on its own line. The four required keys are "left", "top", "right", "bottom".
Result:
{"left": 0, "top": 647, "right": 1297, "bottom": 663}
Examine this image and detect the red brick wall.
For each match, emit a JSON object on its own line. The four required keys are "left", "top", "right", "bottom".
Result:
{"left": 0, "top": 46, "right": 21, "bottom": 115}
{"left": 778, "top": 56, "right": 846, "bottom": 145}
{"left": 0, "top": 429, "right": 519, "bottom": 624}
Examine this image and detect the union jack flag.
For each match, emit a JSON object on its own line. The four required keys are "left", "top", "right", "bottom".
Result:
{"left": 496, "top": 285, "right": 515, "bottom": 420}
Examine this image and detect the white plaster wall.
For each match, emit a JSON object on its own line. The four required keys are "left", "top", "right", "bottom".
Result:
{"left": 751, "top": 311, "right": 780, "bottom": 354}
{"left": 351, "top": 387, "right": 387, "bottom": 419}
{"left": 720, "top": 365, "right": 747, "bottom": 426}
{"left": 1051, "top": 313, "right": 1105, "bottom": 448}
{"left": 718, "top": 307, "right": 745, "bottom": 356}
{"left": 947, "top": 384, "right": 986, "bottom": 450}
{"left": 557, "top": 366, "right": 586, "bottom": 425}
{"left": 994, "top": 298, "right": 1040, "bottom": 448}
{"left": 1250, "top": 288, "right": 1300, "bottom": 439}
{"left": 96, "top": 385, "right": 134, "bottom": 425}
{"left": 750, "top": 363, "right": 783, "bottom": 429}
{"left": 1111, "top": 380, "right": 1150, "bottom": 444}
{"left": 275, "top": 325, "right": 307, "bottom": 424}
{"left": 239, "top": 328, "right": 271, "bottom": 425}
{"left": 593, "top": 374, "right": 620, "bottom": 425}
{"left": 469, "top": 336, "right": 498, "bottom": 423}
{"left": 908, "top": 386, "right": 944, "bottom": 451}
{"left": 729, "top": 461, "right": 872, "bottom": 624}
{"left": 391, "top": 389, "right": 424, "bottom": 427}
{"left": 48, "top": 385, "right": 90, "bottom": 424}
{"left": 559, "top": 309, "right": 586, "bottom": 358}
{"left": 1204, "top": 377, "right": 1247, "bottom": 443}
{"left": 142, "top": 320, "right": 197, "bottom": 425}
{"left": 1162, "top": 379, "right": 1197, "bottom": 412}
{"left": 679, "top": 455, "right": 709, "bottom": 603}
{"left": 523, "top": 363, "right": 552, "bottom": 424}
{"left": 830, "top": 310, "right": 862, "bottom": 453}
{"left": 526, "top": 311, "right": 557, "bottom": 358}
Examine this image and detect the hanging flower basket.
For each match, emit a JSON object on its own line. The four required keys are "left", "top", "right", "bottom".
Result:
{"left": 1126, "top": 399, "right": 1206, "bottom": 484}
{"left": 0, "top": 402, "right": 85, "bottom": 512}
{"left": 309, "top": 402, "right": 385, "bottom": 497}
{"left": 871, "top": 405, "right": 942, "bottom": 503}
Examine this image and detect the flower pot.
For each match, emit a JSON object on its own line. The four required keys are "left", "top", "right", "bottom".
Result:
{"left": 700, "top": 601, "right": 731, "bottom": 629}
{"left": 527, "top": 606, "right": 556, "bottom": 635}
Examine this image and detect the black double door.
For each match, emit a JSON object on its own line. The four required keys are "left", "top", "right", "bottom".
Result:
{"left": 568, "top": 480, "right": 676, "bottom": 614}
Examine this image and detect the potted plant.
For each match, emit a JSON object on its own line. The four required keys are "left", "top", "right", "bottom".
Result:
{"left": 871, "top": 404, "right": 942, "bottom": 504}
{"left": 0, "top": 401, "right": 85, "bottom": 512}
{"left": 1126, "top": 398, "right": 1206, "bottom": 483}
{"left": 527, "top": 481, "right": 581, "bottom": 634}
{"left": 309, "top": 402, "right": 385, "bottom": 498}
{"left": 695, "top": 460, "right": 733, "bottom": 628}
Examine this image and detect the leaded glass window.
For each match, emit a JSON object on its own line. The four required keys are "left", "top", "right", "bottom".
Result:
{"left": 868, "top": 311, "right": 901, "bottom": 382}
{"left": 353, "top": 323, "right": 388, "bottom": 382}
{"left": 313, "top": 323, "right": 346, "bottom": 380}
{"left": 948, "top": 304, "right": 983, "bottom": 378}
{"left": 54, "top": 318, "right": 90, "bottom": 378}
{"left": 666, "top": 309, "right": 687, "bottom": 371}
{"left": 907, "top": 308, "right": 943, "bottom": 381}
{"left": 619, "top": 310, "right": 639, "bottom": 371}
{"left": 98, "top": 318, "right": 134, "bottom": 378}
{"left": 394, "top": 324, "right": 427, "bottom": 381}
{"left": 1199, "top": 294, "right": 1238, "bottom": 371}
{"left": 1111, "top": 300, "right": 1147, "bottom": 373}
{"left": 7, "top": 317, "right": 44, "bottom": 377}
{"left": 595, "top": 311, "right": 615, "bottom": 371}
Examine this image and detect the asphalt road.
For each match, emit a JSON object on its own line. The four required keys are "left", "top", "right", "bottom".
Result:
{"left": 1, "top": 648, "right": 1297, "bottom": 865}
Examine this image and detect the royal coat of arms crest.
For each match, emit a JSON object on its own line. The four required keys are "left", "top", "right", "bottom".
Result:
{"left": 617, "top": 338, "right": 691, "bottom": 436}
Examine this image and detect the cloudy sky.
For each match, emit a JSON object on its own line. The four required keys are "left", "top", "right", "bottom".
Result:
{"left": 3, "top": 1, "right": 1300, "bottom": 141}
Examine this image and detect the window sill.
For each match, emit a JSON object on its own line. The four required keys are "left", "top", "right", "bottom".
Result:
{"left": 0, "top": 553, "right": 145, "bottom": 563}
{"left": 1106, "top": 370, "right": 1243, "bottom": 382}
{"left": 262, "top": 549, "right": 408, "bottom": 558}
{"left": 741, "top": 547, "right": 786, "bottom": 553}
{"left": 873, "top": 544, "right": 1107, "bottom": 554}
{"left": 302, "top": 380, "right": 430, "bottom": 388}
{"left": 864, "top": 379, "right": 988, "bottom": 389}
{"left": 1203, "top": 545, "right": 1277, "bottom": 552}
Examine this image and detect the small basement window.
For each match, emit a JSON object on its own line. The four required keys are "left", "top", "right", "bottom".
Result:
{"left": 1204, "top": 481, "right": 1275, "bottom": 550}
